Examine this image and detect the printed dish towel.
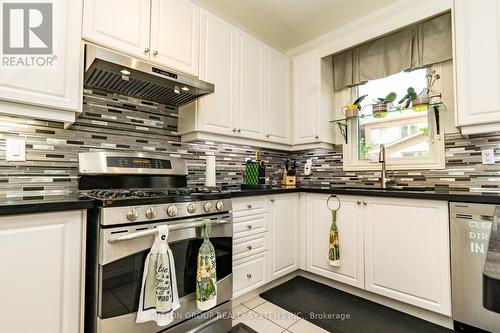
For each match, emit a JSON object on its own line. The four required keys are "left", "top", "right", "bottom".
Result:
{"left": 196, "top": 219, "right": 217, "bottom": 311}
{"left": 328, "top": 210, "right": 341, "bottom": 266}
{"left": 136, "top": 225, "right": 180, "bottom": 326}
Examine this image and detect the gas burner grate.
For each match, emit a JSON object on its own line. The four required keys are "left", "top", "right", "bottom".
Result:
{"left": 82, "top": 187, "right": 224, "bottom": 200}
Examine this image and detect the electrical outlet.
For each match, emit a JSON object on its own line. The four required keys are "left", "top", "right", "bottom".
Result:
{"left": 482, "top": 149, "right": 496, "bottom": 165}
{"left": 6, "top": 139, "right": 26, "bottom": 162}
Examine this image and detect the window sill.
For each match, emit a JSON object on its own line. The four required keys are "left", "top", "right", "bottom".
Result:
{"left": 342, "top": 160, "right": 446, "bottom": 171}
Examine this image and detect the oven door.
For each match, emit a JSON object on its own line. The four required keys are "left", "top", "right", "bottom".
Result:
{"left": 96, "top": 213, "right": 233, "bottom": 333}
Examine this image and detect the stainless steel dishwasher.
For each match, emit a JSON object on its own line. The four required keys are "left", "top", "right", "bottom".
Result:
{"left": 450, "top": 202, "right": 500, "bottom": 332}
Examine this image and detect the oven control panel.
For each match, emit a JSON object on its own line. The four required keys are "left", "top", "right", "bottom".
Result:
{"left": 101, "top": 199, "right": 233, "bottom": 226}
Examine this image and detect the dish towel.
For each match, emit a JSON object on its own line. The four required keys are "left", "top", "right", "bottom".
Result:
{"left": 196, "top": 219, "right": 217, "bottom": 311}
{"left": 136, "top": 225, "right": 180, "bottom": 326}
{"left": 328, "top": 210, "right": 341, "bottom": 266}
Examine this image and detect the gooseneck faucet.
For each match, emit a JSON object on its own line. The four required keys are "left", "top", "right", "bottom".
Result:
{"left": 379, "top": 144, "right": 387, "bottom": 189}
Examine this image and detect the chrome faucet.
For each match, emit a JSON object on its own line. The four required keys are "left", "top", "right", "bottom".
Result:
{"left": 379, "top": 144, "right": 387, "bottom": 189}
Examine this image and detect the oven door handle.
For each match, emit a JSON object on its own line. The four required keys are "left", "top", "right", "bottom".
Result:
{"left": 107, "top": 219, "right": 229, "bottom": 243}
{"left": 184, "top": 315, "right": 224, "bottom": 333}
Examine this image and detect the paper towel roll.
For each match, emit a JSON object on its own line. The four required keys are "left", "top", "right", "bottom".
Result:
{"left": 205, "top": 156, "right": 216, "bottom": 187}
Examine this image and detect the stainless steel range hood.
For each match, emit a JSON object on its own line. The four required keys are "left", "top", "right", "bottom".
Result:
{"left": 84, "top": 44, "right": 214, "bottom": 107}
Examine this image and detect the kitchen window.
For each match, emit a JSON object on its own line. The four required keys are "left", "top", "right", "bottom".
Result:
{"left": 332, "top": 13, "right": 452, "bottom": 171}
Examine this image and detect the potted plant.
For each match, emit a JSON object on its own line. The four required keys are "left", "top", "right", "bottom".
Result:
{"left": 372, "top": 92, "right": 397, "bottom": 118}
{"left": 397, "top": 87, "right": 417, "bottom": 110}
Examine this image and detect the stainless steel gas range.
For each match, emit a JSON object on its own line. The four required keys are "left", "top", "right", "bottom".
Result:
{"left": 79, "top": 152, "right": 233, "bottom": 333}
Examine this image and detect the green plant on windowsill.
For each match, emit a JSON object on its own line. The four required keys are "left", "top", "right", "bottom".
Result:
{"left": 359, "top": 138, "right": 372, "bottom": 159}
{"left": 372, "top": 92, "right": 397, "bottom": 118}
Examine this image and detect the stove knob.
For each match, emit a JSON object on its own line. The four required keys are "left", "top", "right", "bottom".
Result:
{"left": 187, "top": 203, "right": 196, "bottom": 214}
{"left": 145, "top": 207, "right": 157, "bottom": 219}
{"left": 126, "top": 208, "right": 139, "bottom": 221}
{"left": 203, "top": 201, "right": 212, "bottom": 212}
{"left": 167, "top": 205, "right": 178, "bottom": 217}
{"left": 216, "top": 201, "right": 224, "bottom": 211}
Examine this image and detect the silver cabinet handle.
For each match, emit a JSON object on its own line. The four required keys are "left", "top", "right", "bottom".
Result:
{"left": 247, "top": 245, "right": 252, "bottom": 250}
{"left": 247, "top": 204, "right": 252, "bottom": 209}
{"left": 247, "top": 225, "right": 252, "bottom": 229}
{"left": 152, "top": 50, "right": 158, "bottom": 56}
{"left": 246, "top": 273, "right": 252, "bottom": 278}
{"left": 144, "top": 47, "right": 150, "bottom": 54}
{"left": 363, "top": 201, "right": 368, "bottom": 206}
{"left": 357, "top": 201, "right": 361, "bottom": 205}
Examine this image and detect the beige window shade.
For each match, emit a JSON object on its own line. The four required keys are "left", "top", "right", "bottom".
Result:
{"left": 333, "top": 13, "right": 452, "bottom": 91}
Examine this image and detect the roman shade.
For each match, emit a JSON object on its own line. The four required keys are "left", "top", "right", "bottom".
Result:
{"left": 333, "top": 13, "right": 452, "bottom": 91}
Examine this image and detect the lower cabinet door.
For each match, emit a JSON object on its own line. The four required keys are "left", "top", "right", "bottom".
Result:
{"left": 233, "top": 251, "right": 269, "bottom": 298}
{"left": 0, "top": 210, "right": 86, "bottom": 333}
{"left": 363, "top": 197, "right": 451, "bottom": 315}
{"left": 305, "top": 194, "right": 365, "bottom": 288}
{"left": 269, "top": 194, "right": 298, "bottom": 280}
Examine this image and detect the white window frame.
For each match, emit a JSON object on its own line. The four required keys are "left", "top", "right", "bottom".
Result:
{"left": 342, "top": 63, "right": 448, "bottom": 171}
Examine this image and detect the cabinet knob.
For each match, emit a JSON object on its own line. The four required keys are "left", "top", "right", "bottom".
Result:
{"left": 237, "top": 129, "right": 241, "bottom": 133}
{"left": 246, "top": 273, "right": 252, "bottom": 279}
{"left": 152, "top": 50, "right": 158, "bottom": 56}
{"left": 247, "top": 204, "right": 252, "bottom": 209}
{"left": 247, "top": 225, "right": 252, "bottom": 229}
{"left": 357, "top": 201, "right": 361, "bottom": 205}
{"left": 144, "top": 47, "right": 150, "bottom": 54}
{"left": 270, "top": 199, "right": 275, "bottom": 203}
{"left": 247, "top": 245, "right": 252, "bottom": 250}
{"left": 363, "top": 201, "right": 368, "bottom": 206}
{"left": 266, "top": 134, "right": 270, "bottom": 138}
{"left": 315, "top": 135, "right": 319, "bottom": 139}
{"left": 233, "top": 128, "right": 237, "bottom": 133}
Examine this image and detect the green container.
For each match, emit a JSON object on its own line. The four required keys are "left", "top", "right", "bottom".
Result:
{"left": 244, "top": 161, "right": 259, "bottom": 185}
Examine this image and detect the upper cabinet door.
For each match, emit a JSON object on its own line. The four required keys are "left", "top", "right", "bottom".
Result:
{"left": 267, "top": 48, "right": 290, "bottom": 144}
{"left": 83, "top": 0, "right": 151, "bottom": 60}
{"left": 293, "top": 50, "right": 318, "bottom": 144}
{"left": 454, "top": 0, "right": 500, "bottom": 134}
{"left": 197, "top": 10, "right": 236, "bottom": 136}
{"left": 0, "top": 0, "right": 83, "bottom": 117}
{"left": 150, "top": 0, "right": 200, "bottom": 76}
{"left": 236, "top": 31, "right": 267, "bottom": 140}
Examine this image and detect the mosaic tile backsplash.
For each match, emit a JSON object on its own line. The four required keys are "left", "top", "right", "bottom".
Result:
{"left": 0, "top": 88, "right": 499, "bottom": 199}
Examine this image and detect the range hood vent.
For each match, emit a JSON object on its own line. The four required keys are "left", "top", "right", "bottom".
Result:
{"left": 84, "top": 45, "right": 214, "bottom": 108}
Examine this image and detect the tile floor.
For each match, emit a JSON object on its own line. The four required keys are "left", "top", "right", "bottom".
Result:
{"left": 233, "top": 296, "right": 329, "bottom": 333}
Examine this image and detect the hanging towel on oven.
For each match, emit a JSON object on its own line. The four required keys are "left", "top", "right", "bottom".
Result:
{"left": 196, "top": 219, "right": 217, "bottom": 311}
{"left": 136, "top": 225, "right": 180, "bottom": 326}
{"left": 328, "top": 210, "right": 341, "bottom": 266}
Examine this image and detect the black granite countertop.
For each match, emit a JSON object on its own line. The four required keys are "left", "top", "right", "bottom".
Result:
{"left": 229, "top": 186, "right": 500, "bottom": 205}
{"left": 0, "top": 196, "right": 95, "bottom": 216}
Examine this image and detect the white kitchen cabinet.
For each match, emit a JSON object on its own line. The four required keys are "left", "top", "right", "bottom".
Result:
{"left": 194, "top": 9, "right": 237, "bottom": 136}
{"left": 269, "top": 194, "right": 299, "bottom": 280}
{"left": 363, "top": 196, "right": 451, "bottom": 315}
{"left": 266, "top": 48, "right": 291, "bottom": 144}
{"left": 0, "top": 0, "right": 83, "bottom": 123}
{"left": 236, "top": 31, "right": 267, "bottom": 140}
{"left": 233, "top": 251, "right": 269, "bottom": 298}
{"left": 178, "top": 11, "right": 292, "bottom": 149}
{"left": 0, "top": 210, "right": 86, "bottom": 333}
{"left": 83, "top": 0, "right": 199, "bottom": 76}
{"left": 150, "top": 0, "right": 199, "bottom": 76}
{"left": 83, "top": 0, "right": 151, "bottom": 60}
{"left": 454, "top": 0, "right": 500, "bottom": 134}
{"left": 292, "top": 49, "right": 335, "bottom": 146}
{"left": 305, "top": 194, "right": 365, "bottom": 288}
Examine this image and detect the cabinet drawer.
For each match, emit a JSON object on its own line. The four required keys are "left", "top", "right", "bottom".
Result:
{"left": 233, "top": 214, "right": 268, "bottom": 239}
{"left": 233, "top": 252, "right": 268, "bottom": 298}
{"left": 233, "top": 197, "right": 268, "bottom": 217}
{"left": 233, "top": 232, "right": 269, "bottom": 261}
